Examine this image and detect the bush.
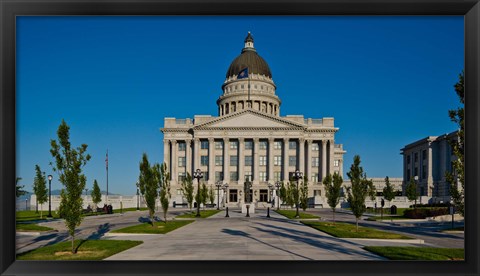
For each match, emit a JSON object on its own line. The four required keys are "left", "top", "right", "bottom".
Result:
{"left": 403, "top": 208, "right": 448, "bottom": 219}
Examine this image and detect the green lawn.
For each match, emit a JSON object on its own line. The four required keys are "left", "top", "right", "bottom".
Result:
{"left": 111, "top": 220, "right": 194, "bottom": 234}
{"left": 17, "top": 239, "right": 142, "bottom": 260}
{"left": 442, "top": 226, "right": 464, "bottom": 232}
{"left": 176, "top": 209, "right": 221, "bottom": 218}
{"left": 366, "top": 216, "right": 409, "bottom": 221}
{"left": 275, "top": 210, "right": 319, "bottom": 219}
{"left": 301, "top": 221, "right": 413, "bottom": 239}
{"left": 16, "top": 210, "right": 60, "bottom": 222}
{"left": 16, "top": 223, "right": 54, "bottom": 232}
{"left": 364, "top": 246, "right": 464, "bottom": 260}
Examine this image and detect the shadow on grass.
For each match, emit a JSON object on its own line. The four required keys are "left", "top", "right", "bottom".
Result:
{"left": 74, "top": 223, "right": 111, "bottom": 253}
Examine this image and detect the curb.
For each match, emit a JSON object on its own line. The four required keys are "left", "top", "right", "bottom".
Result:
{"left": 16, "top": 229, "right": 58, "bottom": 236}
{"left": 105, "top": 232, "right": 161, "bottom": 236}
{"left": 342, "top": 238, "right": 424, "bottom": 244}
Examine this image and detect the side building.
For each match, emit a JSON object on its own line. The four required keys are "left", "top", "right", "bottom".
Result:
{"left": 400, "top": 131, "right": 458, "bottom": 202}
{"left": 161, "top": 33, "right": 346, "bottom": 207}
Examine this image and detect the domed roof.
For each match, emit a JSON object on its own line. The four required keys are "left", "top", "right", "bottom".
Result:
{"left": 225, "top": 33, "right": 272, "bottom": 79}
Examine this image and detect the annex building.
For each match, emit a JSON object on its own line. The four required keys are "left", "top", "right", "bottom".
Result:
{"left": 161, "top": 33, "right": 346, "bottom": 207}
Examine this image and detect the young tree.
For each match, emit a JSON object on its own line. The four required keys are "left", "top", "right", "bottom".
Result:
{"left": 446, "top": 71, "right": 464, "bottom": 216}
{"left": 16, "top": 177, "right": 26, "bottom": 198}
{"left": 323, "top": 172, "right": 343, "bottom": 224}
{"left": 286, "top": 181, "right": 296, "bottom": 208}
{"left": 299, "top": 176, "right": 309, "bottom": 211}
{"left": 159, "top": 163, "right": 171, "bottom": 223}
{"left": 382, "top": 176, "right": 395, "bottom": 206}
{"left": 138, "top": 153, "right": 160, "bottom": 226}
{"left": 50, "top": 120, "right": 91, "bottom": 253}
{"left": 33, "top": 165, "right": 48, "bottom": 218}
{"left": 346, "top": 155, "right": 375, "bottom": 231}
{"left": 406, "top": 177, "right": 418, "bottom": 208}
{"left": 278, "top": 182, "right": 287, "bottom": 209}
{"left": 200, "top": 182, "right": 208, "bottom": 209}
{"left": 180, "top": 172, "right": 194, "bottom": 210}
{"left": 91, "top": 180, "right": 102, "bottom": 214}
{"left": 208, "top": 185, "right": 215, "bottom": 206}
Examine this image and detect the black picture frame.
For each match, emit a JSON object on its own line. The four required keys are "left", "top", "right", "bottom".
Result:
{"left": 1, "top": 0, "right": 479, "bottom": 275}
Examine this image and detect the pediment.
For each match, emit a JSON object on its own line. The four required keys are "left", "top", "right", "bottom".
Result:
{"left": 195, "top": 110, "right": 304, "bottom": 129}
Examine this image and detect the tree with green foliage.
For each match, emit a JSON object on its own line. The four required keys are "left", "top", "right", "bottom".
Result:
{"left": 382, "top": 176, "right": 396, "bottom": 207}
{"left": 50, "top": 120, "right": 91, "bottom": 253}
{"left": 286, "top": 181, "right": 296, "bottom": 208}
{"left": 406, "top": 177, "right": 418, "bottom": 208}
{"left": 138, "top": 153, "right": 160, "bottom": 226}
{"left": 180, "top": 172, "right": 194, "bottom": 210}
{"left": 299, "top": 176, "right": 309, "bottom": 211}
{"left": 208, "top": 185, "right": 215, "bottom": 206}
{"left": 16, "top": 177, "right": 27, "bottom": 198}
{"left": 346, "top": 155, "right": 375, "bottom": 231}
{"left": 323, "top": 172, "right": 343, "bottom": 224}
{"left": 446, "top": 71, "right": 464, "bottom": 216}
{"left": 201, "top": 182, "right": 208, "bottom": 209}
{"left": 278, "top": 181, "right": 287, "bottom": 209}
{"left": 91, "top": 180, "right": 102, "bottom": 214}
{"left": 159, "top": 163, "right": 171, "bottom": 223}
{"left": 33, "top": 165, "right": 48, "bottom": 218}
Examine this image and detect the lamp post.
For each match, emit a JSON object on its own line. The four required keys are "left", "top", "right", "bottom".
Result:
{"left": 275, "top": 181, "right": 281, "bottom": 210}
{"left": 215, "top": 181, "right": 222, "bottom": 210}
{"left": 47, "top": 175, "right": 53, "bottom": 218}
{"left": 293, "top": 170, "right": 303, "bottom": 219}
{"left": 25, "top": 199, "right": 28, "bottom": 211}
{"left": 193, "top": 169, "right": 203, "bottom": 217}
{"left": 244, "top": 176, "right": 252, "bottom": 217}
{"left": 267, "top": 183, "right": 273, "bottom": 203}
{"left": 136, "top": 181, "right": 140, "bottom": 211}
{"left": 414, "top": 175, "right": 419, "bottom": 208}
{"left": 224, "top": 183, "right": 229, "bottom": 204}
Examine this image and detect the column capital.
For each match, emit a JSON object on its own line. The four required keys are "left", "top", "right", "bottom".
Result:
{"left": 253, "top": 137, "right": 260, "bottom": 142}
{"left": 283, "top": 137, "right": 289, "bottom": 142}
{"left": 299, "top": 137, "right": 305, "bottom": 143}
{"left": 193, "top": 137, "right": 200, "bottom": 142}
{"left": 208, "top": 137, "right": 214, "bottom": 142}
{"left": 306, "top": 139, "right": 312, "bottom": 144}
{"left": 223, "top": 137, "right": 229, "bottom": 142}
{"left": 239, "top": 137, "right": 244, "bottom": 143}
{"left": 268, "top": 137, "right": 274, "bottom": 142}
{"left": 171, "top": 140, "right": 177, "bottom": 145}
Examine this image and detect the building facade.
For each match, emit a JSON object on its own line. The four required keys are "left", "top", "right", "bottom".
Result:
{"left": 161, "top": 33, "right": 346, "bottom": 207}
{"left": 400, "top": 131, "right": 458, "bottom": 199}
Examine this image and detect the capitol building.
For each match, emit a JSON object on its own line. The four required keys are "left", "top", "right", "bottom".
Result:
{"left": 161, "top": 33, "right": 346, "bottom": 207}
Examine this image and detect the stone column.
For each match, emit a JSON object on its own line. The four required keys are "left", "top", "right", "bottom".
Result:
{"left": 268, "top": 138, "right": 274, "bottom": 181}
{"left": 163, "top": 139, "right": 170, "bottom": 176}
{"left": 299, "top": 138, "right": 305, "bottom": 174}
{"left": 186, "top": 139, "right": 192, "bottom": 176}
{"left": 223, "top": 138, "right": 230, "bottom": 182}
{"left": 306, "top": 140, "right": 312, "bottom": 182}
{"left": 208, "top": 138, "right": 215, "bottom": 184}
{"left": 253, "top": 138, "right": 260, "bottom": 184}
{"left": 238, "top": 138, "right": 245, "bottom": 183}
{"left": 329, "top": 140, "right": 335, "bottom": 175}
{"left": 427, "top": 142, "right": 434, "bottom": 196}
{"left": 321, "top": 140, "right": 327, "bottom": 181}
{"left": 171, "top": 140, "right": 177, "bottom": 183}
{"left": 283, "top": 138, "right": 289, "bottom": 181}
{"left": 193, "top": 138, "right": 200, "bottom": 171}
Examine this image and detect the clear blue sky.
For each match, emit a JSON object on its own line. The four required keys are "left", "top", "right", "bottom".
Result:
{"left": 16, "top": 16, "right": 464, "bottom": 195}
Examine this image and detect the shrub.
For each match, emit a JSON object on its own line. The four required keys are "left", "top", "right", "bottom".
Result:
{"left": 403, "top": 208, "right": 448, "bottom": 219}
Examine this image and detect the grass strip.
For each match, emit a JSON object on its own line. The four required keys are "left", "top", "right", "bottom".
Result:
{"left": 301, "top": 221, "right": 413, "bottom": 239}
{"left": 16, "top": 210, "right": 60, "bottom": 222}
{"left": 16, "top": 223, "right": 54, "bottom": 232}
{"left": 364, "top": 246, "right": 464, "bottom": 260}
{"left": 176, "top": 209, "right": 221, "bottom": 218}
{"left": 275, "top": 210, "right": 319, "bottom": 219}
{"left": 111, "top": 220, "right": 194, "bottom": 234}
{"left": 17, "top": 239, "right": 143, "bottom": 260}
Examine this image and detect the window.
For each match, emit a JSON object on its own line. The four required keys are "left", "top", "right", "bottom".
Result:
{"left": 334, "top": 160, "right": 339, "bottom": 167}
{"left": 178, "top": 172, "right": 186, "bottom": 182}
{"left": 314, "top": 190, "right": 322, "bottom": 196}
{"left": 245, "top": 140, "right": 253, "bottom": 150}
{"left": 245, "top": 156, "right": 253, "bottom": 166}
{"left": 289, "top": 156, "right": 297, "bottom": 166}
{"left": 407, "top": 169, "right": 411, "bottom": 181}
{"left": 422, "top": 165, "right": 427, "bottom": 179}
{"left": 259, "top": 140, "right": 268, "bottom": 150}
{"left": 414, "top": 167, "right": 418, "bottom": 177}
{"left": 230, "top": 171, "right": 238, "bottom": 181}
{"left": 215, "top": 141, "right": 223, "bottom": 150}
{"left": 229, "top": 189, "right": 238, "bottom": 202}
{"left": 414, "top": 152, "right": 418, "bottom": 162}
{"left": 215, "top": 155, "right": 223, "bottom": 166}
{"left": 215, "top": 171, "right": 223, "bottom": 182}
{"left": 274, "top": 141, "right": 282, "bottom": 149}
{"left": 422, "top": 149, "right": 427, "bottom": 160}
{"left": 312, "top": 143, "right": 319, "bottom": 151}
{"left": 230, "top": 141, "right": 238, "bottom": 149}
{"left": 241, "top": 84, "right": 244, "bottom": 89}
{"left": 254, "top": 84, "right": 258, "bottom": 89}
{"left": 201, "top": 155, "right": 208, "bottom": 166}
{"left": 312, "top": 173, "right": 319, "bottom": 183}
{"left": 259, "top": 156, "right": 267, "bottom": 166}
{"left": 178, "top": 142, "right": 186, "bottom": 151}
{"left": 259, "top": 172, "right": 267, "bottom": 181}
{"left": 289, "top": 141, "right": 297, "bottom": 149}
{"left": 259, "top": 189, "right": 268, "bottom": 202}
{"left": 274, "top": 156, "right": 282, "bottom": 166}
{"left": 245, "top": 172, "right": 252, "bottom": 181}
{"left": 201, "top": 140, "right": 209, "bottom": 149}
{"left": 274, "top": 171, "right": 281, "bottom": 181}
{"left": 230, "top": 155, "right": 238, "bottom": 166}
{"left": 312, "top": 157, "right": 319, "bottom": 167}
{"left": 407, "top": 155, "right": 410, "bottom": 164}
{"left": 178, "top": 157, "right": 186, "bottom": 167}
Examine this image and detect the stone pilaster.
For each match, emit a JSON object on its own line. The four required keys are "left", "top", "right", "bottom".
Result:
{"left": 253, "top": 138, "right": 260, "bottom": 184}
{"left": 299, "top": 138, "right": 305, "bottom": 174}
{"left": 283, "top": 138, "right": 289, "bottom": 181}
{"left": 193, "top": 138, "right": 200, "bottom": 171}
{"left": 208, "top": 138, "right": 215, "bottom": 184}
{"left": 268, "top": 138, "right": 274, "bottom": 182}
{"left": 306, "top": 140, "right": 312, "bottom": 182}
{"left": 223, "top": 138, "right": 230, "bottom": 182}
{"left": 186, "top": 139, "right": 192, "bottom": 176}
{"left": 163, "top": 139, "right": 170, "bottom": 174}
{"left": 427, "top": 142, "right": 433, "bottom": 196}
{"left": 329, "top": 140, "right": 335, "bottom": 176}
{"left": 238, "top": 138, "right": 244, "bottom": 183}
{"left": 171, "top": 140, "right": 177, "bottom": 183}
{"left": 321, "top": 140, "right": 327, "bottom": 181}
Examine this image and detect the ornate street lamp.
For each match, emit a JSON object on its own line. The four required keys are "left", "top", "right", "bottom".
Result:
{"left": 293, "top": 170, "right": 303, "bottom": 218}
{"left": 215, "top": 181, "right": 222, "bottom": 210}
{"left": 193, "top": 169, "right": 204, "bottom": 217}
{"left": 244, "top": 176, "right": 252, "bottom": 217}
{"left": 275, "top": 181, "right": 281, "bottom": 210}
{"left": 223, "top": 183, "right": 229, "bottom": 204}
{"left": 414, "top": 175, "right": 419, "bottom": 207}
{"left": 267, "top": 183, "right": 273, "bottom": 203}
{"left": 47, "top": 174, "right": 53, "bottom": 218}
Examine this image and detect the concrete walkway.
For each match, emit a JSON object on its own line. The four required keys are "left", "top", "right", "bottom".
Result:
{"left": 104, "top": 209, "right": 385, "bottom": 261}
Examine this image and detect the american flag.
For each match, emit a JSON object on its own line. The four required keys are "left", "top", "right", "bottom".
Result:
{"left": 237, "top": 67, "right": 248, "bottom": 79}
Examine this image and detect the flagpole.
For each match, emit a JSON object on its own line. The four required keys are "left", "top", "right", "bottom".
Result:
{"left": 106, "top": 149, "right": 109, "bottom": 204}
